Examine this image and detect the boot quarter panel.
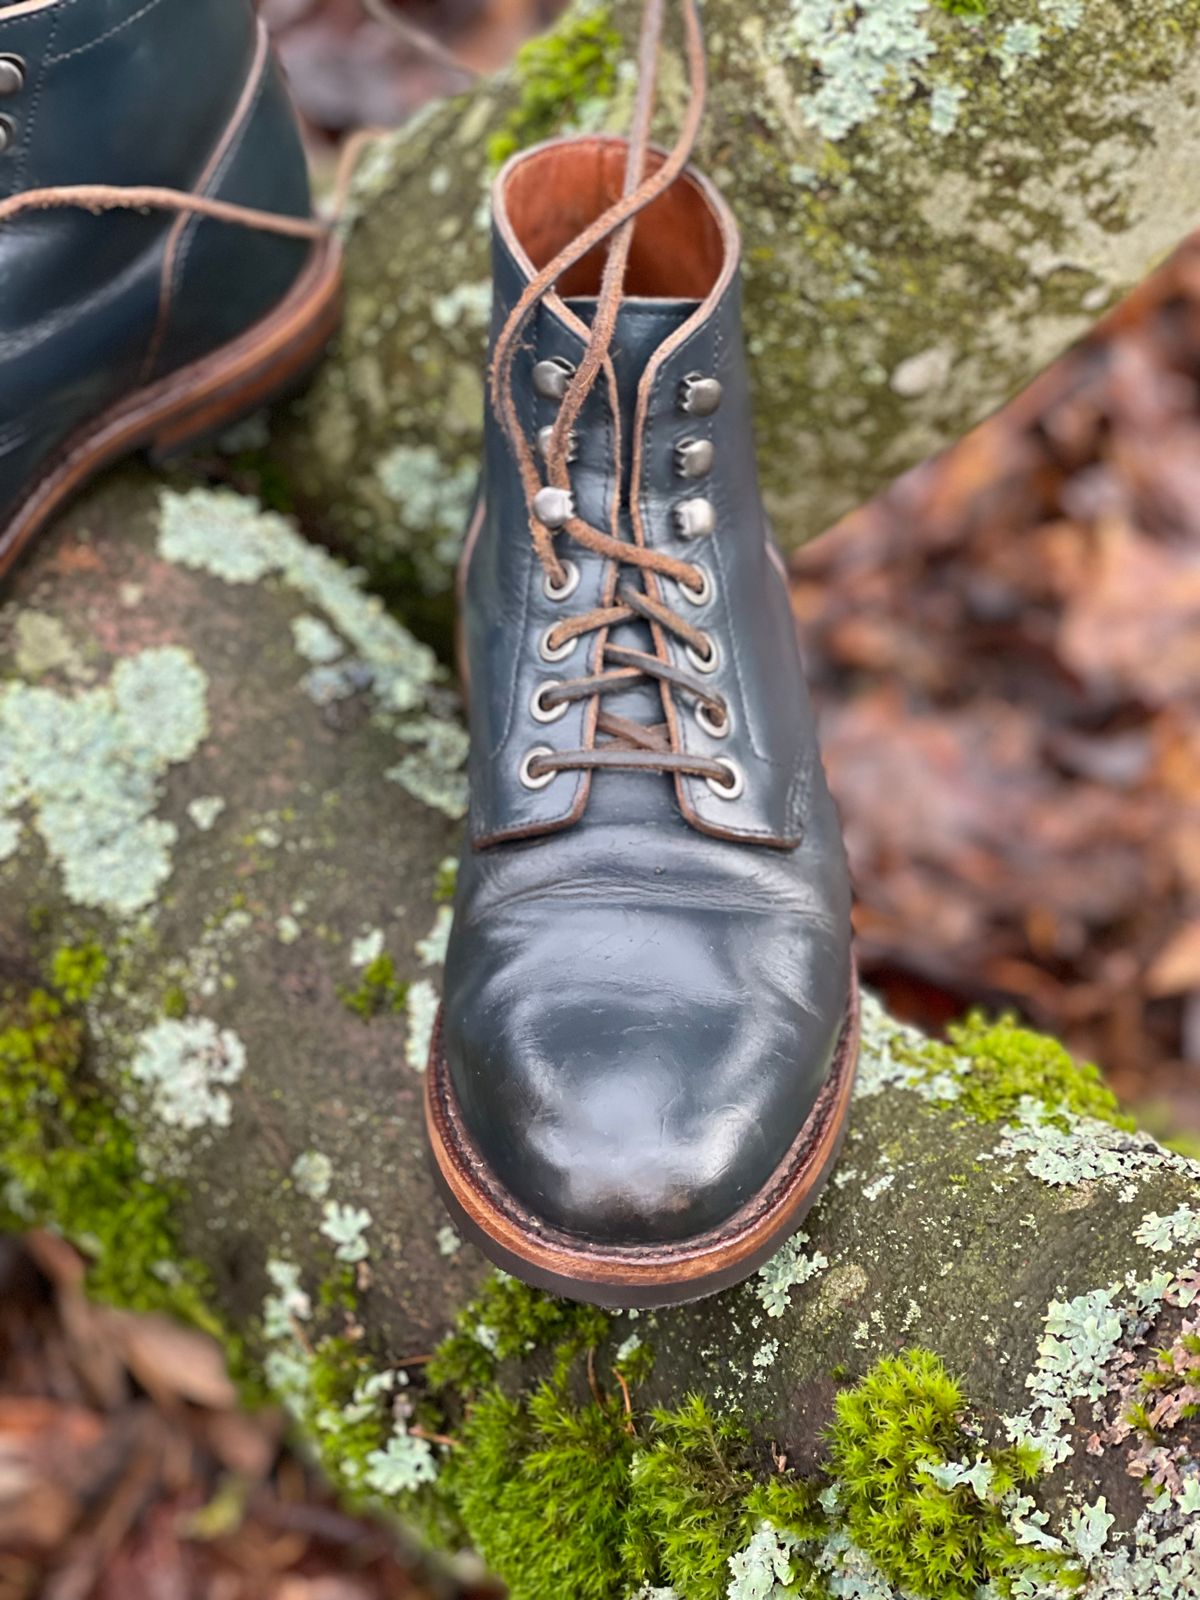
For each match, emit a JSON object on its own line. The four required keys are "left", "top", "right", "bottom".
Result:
{"left": 636, "top": 273, "right": 816, "bottom": 848}
{"left": 465, "top": 232, "right": 621, "bottom": 844}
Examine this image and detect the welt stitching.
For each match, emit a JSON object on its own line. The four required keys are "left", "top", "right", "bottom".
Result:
{"left": 46, "top": 0, "right": 168, "bottom": 63}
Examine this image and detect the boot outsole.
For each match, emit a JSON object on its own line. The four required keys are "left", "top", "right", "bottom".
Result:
{"left": 0, "top": 233, "right": 343, "bottom": 582}
{"left": 424, "top": 967, "right": 861, "bottom": 1309}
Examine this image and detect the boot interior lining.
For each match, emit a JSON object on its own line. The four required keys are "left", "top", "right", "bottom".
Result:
{"left": 503, "top": 141, "right": 724, "bottom": 301}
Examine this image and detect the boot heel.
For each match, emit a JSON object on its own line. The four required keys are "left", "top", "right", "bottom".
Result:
{"left": 146, "top": 346, "right": 327, "bottom": 466}
{"left": 0, "top": 236, "right": 340, "bottom": 585}
{"left": 145, "top": 237, "right": 342, "bottom": 464}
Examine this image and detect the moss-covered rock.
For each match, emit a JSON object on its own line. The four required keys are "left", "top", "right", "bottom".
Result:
{"left": 269, "top": 0, "right": 1200, "bottom": 621}
{"left": 2, "top": 474, "right": 1199, "bottom": 1595}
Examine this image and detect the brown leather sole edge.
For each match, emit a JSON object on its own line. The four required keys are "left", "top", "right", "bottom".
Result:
{"left": 0, "top": 233, "right": 343, "bottom": 583}
{"left": 424, "top": 965, "right": 861, "bottom": 1308}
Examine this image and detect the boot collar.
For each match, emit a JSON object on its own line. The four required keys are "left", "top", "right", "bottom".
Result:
{"left": 492, "top": 134, "right": 742, "bottom": 396}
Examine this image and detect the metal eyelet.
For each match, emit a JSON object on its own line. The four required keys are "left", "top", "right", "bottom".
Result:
{"left": 680, "top": 564, "right": 714, "bottom": 607}
{"left": 519, "top": 746, "right": 558, "bottom": 790}
{"left": 533, "top": 357, "right": 576, "bottom": 401}
{"left": 543, "top": 559, "right": 580, "bottom": 603}
{"left": 539, "top": 625, "right": 579, "bottom": 664}
{"left": 685, "top": 635, "right": 720, "bottom": 675}
{"left": 531, "top": 680, "right": 569, "bottom": 724}
{"left": 0, "top": 57, "right": 26, "bottom": 98}
{"left": 706, "top": 757, "right": 745, "bottom": 800}
{"left": 0, "top": 115, "right": 16, "bottom": 156}
{"left": 696, "top": 701, "right": 732, "bottom": 740}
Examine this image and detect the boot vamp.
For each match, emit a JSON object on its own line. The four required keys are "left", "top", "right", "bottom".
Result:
{"left": 442, "top": 771, "right": 852, "bottom": 1246}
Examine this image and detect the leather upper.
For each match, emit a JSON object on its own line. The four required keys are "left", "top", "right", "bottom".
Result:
{"left": 443, "top": 137, "right": 854, "bottom": 1247}
{"left": 0, "top": 0, "right": 312, "bottom": 523}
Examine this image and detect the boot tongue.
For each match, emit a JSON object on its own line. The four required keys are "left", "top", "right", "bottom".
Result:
{"left": 565, "top": 297, "right": 698, "bottom": 455}
{"left": 563, "top": 296, "right": 701, "bottom": 768}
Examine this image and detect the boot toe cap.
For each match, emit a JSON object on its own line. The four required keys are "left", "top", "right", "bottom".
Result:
{"left": 441, "top": 906, "right": 850, "bottom": 1247}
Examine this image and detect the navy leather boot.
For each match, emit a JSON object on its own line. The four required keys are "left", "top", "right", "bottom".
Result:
{"left": 0, "top": 0, "right": 341, "bottom": 578}
{"left": 426, "top": 1, "right": 858, "bottom": 1308}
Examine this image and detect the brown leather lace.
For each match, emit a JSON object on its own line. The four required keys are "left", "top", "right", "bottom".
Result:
{"left": 491, "top": 0, "right": 736, "bottom": 792}
{"left": 0, "top": 183, "right": 328, "bottom": 239}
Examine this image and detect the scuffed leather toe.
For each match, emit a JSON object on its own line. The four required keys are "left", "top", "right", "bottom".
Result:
{"left": 442, "top": 827, "right": 851, "bottom": 1247}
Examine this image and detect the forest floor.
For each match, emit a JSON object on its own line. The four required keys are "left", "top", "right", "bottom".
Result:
{"left": 4, "top": 0, "right": 1200, "bottom": 1592}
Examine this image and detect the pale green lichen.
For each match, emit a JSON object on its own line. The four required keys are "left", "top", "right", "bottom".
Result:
{"left": 386, "top": 716, "right": 470, "bottom": 818}
{"left": 319, "top": 1201, "right": 373, "bottom": 1264}
{"left": 365, "top": 1428, "right": 439, "bottom": 1495}
{"left": 1066, "top": 1499, "right": 1115, "bottom": 1567}
{"left": 1040, "top": 0, "right": 1082, "bottom": 25}
{"left": 998, "top": 21, "right": 1044, "bottom": 75}
{"left": 11, "top": 610, "right": 84, "bottom": 679}
{"left": 928, "top": 80, "right": 966, "bottom": 135}
{"left": 751, "top": 1338, "right": 779, "bottom": 1371}
{"left": 430, "top": 281, "right": 493, "bottom": 333}
{"left": 157, "top": 488, "right": 467, "bottom": 819}
{"left": 725, "top": 1522, "right": 803, "bottom": 1600}
{"left": 1134, "top": 1205, "right": 1200, "bottom": 1256}
{"left": 1004, "top": 1273, "right": 1173, "bottom": 1469}
{"left": 774, "top": 0, "right": 937, "bottom": 142}
{"left": 0, "top": 646, "right": 208, "bottom": 914}
{"left": 405, "top": 978, "right": 440, "bottom": 1072}
{"left": 186, "top": 795, "right": 225, "bottom": 833}
{"left": 291, "top": 614, "right": 345, "bottom": 665}
{"left": 437, "top": 1224, "right": 462, "bottom": 1258}
{"left": 263, "top": 1258, "right": 313, "bottom": 1339}
{"left": 351, "top": 929, "right": 386, "bottom": 968}
{"left": 375, "top": 444, "right": 477, "bottom": 579}
{"left": 129, "top": 1016, "right": 246, "bottom": 1132}
{"left": 754, "top": 1231, "right": 829, "bottom": 1317}
{"left": 416, "top": 905, "right": 454, "bottom": 968}
{"left": 292, "top": 1150, "right": 334, "bottom": 1202}
{"left": 996, "top": 1100, "right": 1194, "bottom": 1190}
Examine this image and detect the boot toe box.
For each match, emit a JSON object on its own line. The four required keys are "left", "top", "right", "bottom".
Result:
{"left": 441, "top": 894, "right": 850, "bottom": 1247}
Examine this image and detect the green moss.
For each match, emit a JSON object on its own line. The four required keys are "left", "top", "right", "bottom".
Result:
{"left": 488, "top": 7, "right": 622, "bottom": 168}
{"left": 338, "top": 953, "right": 409, "bottom": 1019}
{"left": 428, "top": 1269, "right": 610, "bottom": 1393}
{"left": 935, "top": 0, "right": 988, "bottom": 15}
{"left": 624, "top": 1397, "right": 760, "bottom": 1600}
{"left": 162, "top": 983, "right": 189, "bottom": 1021}
{"left": 746, "top": 1473, "right": 828, "bottom": 1543}
{"left": 905, "top": 1014, "right": 1135, "bottom": 1132}
{"left": 50, "top": 942, "right": 109, "bottom": 1005}
{"left": 0, "top": 984, "right": 219, "bottom": 1335}
{"left": 448, "top": 1382, "right": 636, "bottom": 1600}
{"left": 306, "top": 1334, "right": 393, "bottom": 1467}
{"left": 434, "top": 857, "right": 458, "bottom": 906}
{"left": 416, "top": 1290, "right": 1100, "bottom": 1600}
{"left": 829, "top": 1349, "right": 1074, "bottom": 1600}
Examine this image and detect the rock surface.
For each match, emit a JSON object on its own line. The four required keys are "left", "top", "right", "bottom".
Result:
{"left": 1, "top": 476, "right": 1198, "bottom": 1598}
{"left": 274, "top": 0, "right": 1200, "bottom": 615}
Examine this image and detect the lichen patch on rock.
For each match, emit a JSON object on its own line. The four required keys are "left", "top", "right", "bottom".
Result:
{"left": 0, "top": 645, "right": 208, "bottom": 915}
